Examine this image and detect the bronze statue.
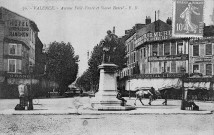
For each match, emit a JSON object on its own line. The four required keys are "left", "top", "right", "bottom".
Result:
{"left": 100, "top": 30, "right": 118, "bottom": 63}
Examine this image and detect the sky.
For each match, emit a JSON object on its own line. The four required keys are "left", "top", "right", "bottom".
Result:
{"left": 1, "top": 0, "right": 214, "bottom": 76}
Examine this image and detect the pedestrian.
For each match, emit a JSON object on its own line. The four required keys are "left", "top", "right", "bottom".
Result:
{"left": 116, "top": 89, "right": 127, "bottom": 106}
{"left": 16, "top": 83, "right": 26, "bottom": 110}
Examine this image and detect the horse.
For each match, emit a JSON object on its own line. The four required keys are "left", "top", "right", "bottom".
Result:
{"left": 134, "top": 87, "right": 161, "bottom": 106}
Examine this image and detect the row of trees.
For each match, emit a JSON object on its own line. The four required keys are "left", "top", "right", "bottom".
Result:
{"left": 45, "top": 41, "right": 79, "bottom": 95}
{"left": 76, "top": 38, "right": 127, "bottom": 92}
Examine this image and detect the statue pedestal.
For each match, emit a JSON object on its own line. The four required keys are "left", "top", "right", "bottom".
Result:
{"left": 91, "top": 63, "right": 135, "bottom": 111}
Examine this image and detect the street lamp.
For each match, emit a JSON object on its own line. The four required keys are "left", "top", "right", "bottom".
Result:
{"left": 180, "top": 67, "right": 186, "bottom": 110}
{"left": 28, "top": 65, "right": 34, "bottom": 110}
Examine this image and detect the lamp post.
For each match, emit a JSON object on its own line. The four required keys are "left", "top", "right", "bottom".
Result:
{"left": 180, "top": 68, "right": 186, "bottom": 110}
{"left": 28, "top": 65, "right": 34, "bottom": 110}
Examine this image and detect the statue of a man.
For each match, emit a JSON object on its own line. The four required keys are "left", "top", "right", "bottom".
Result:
{"left": 100, "top": 30, "right": 118, "bottom": 63}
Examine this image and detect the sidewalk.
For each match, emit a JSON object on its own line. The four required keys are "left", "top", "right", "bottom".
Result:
{"left": 0, "top": 97, "right": 213, "bottom": 115}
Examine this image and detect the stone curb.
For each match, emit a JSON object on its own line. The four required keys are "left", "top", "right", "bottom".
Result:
{"left": 0, "top": 109, "right": 212, "bottom": 115}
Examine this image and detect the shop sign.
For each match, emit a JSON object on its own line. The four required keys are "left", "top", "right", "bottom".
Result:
{"left": 7, "top": 19, "right": 30, "bottom": 38}
{"left": 136, "top": 30, "right": 172, "bottom": 47}
{"left": 183, "top": 77, "right": 211, "bottom": 82}
{"left": 172, "top": 0, "right": 204, "bottom": 37}
{"left": 131, "top": 73, "right": 185, "bottom": 79}
{"left": 7, "top": 74, "right": 30, "bottom": 79}
{"left": 194, "top": 57, "right": 212, "bottom": 63}
{"left": 148, "top": 54, "right": 188, "bottom": 62}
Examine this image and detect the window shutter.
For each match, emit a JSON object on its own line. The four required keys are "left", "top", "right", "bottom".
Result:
{"left": 159, "top": 44, "right": 163, "bottom": 56}
{"left": 171, "top": 42, "right": 176, "bottom": 55}
{"left": 206, "top": 43, "right": 212, "bottom": 55}
{"left": 200, "top": 44, "right": 205, "bottom": 56}
{"left": 200, "top": 63, "right": 205, "bottom": 75}
{"left": 164, "top": 42, "right": 170, "bottom": 55}
{"left": 159, "top": 62, "right": 162, "bottom": 73}
{"left": 16, "top": 60, "right": 22, "bottom": 73}
{"left": 171, "top": 61, "right": 176, "bottom": 72}
{"left": 193, "top": 45, "right": 199, "bottom": 56}
{"left": 17, "top": 44, "right": 22, "bottom": 56}
{"left": 3, "top": 59, "right": 7, "bottom": 71}
{"left": 206, "top": 64, "right": 212, "bottom": 76}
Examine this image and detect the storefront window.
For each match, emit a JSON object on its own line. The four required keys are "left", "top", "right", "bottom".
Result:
{"left": 193, "top": 45, "right": 199, "bottom": 56}
{"left": 206, "top": 64, "right": 212, "bottom": 76}
{"left": 206, "top": 43, "right": 212, "bottom": 55}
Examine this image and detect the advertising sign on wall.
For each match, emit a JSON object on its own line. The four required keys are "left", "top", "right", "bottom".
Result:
{"left": 172, "top": 0, "right": 204, "bottom": 37}
{"left": 7, "top": 19, "right": 30, "bottom": 38}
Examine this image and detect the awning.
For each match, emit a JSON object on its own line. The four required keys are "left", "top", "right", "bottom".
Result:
{"left": 184, "top": 82, "right": 211, "bottom": 90}
{"left": 126, "top": 78, "right": 182, "bottom": 91}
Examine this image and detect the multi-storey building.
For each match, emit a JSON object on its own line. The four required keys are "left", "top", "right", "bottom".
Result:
{"left": 120, "top": 17, "right": 214, "bottom": 100}
{"left": 0, "top": 7, "right": 42, "bottom": 98}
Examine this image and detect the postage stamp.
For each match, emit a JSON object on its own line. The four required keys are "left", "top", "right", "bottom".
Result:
{"left": 172, "top": 0, "right": 204, "bottom": 37}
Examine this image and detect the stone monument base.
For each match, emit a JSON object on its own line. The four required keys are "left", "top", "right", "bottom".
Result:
{"left": 91, "top": 63, "right": 135, "bottom": 111}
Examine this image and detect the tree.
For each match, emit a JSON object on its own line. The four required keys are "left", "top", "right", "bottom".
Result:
{"left": 46, "top": 41, "right": 79, "bottom": 94}
{"left": 88, "top": 44, "right": 103, "bottom": 92}
{"left": 76, "top": 70, "right": 91, "bottom": 92}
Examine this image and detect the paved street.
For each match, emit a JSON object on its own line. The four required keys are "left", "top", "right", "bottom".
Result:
{"left": 0, "top": 97, "right": 213, "bottom": 135}
{"left": 0, "top": 114, "right": 214, "bottom": 135}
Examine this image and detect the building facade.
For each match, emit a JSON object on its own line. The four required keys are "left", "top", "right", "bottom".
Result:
{"left": 120, "top": 17, "right": 214, "bottom": 100}
{"left": 0, "top": 7, "right": 42, "bottom": 98}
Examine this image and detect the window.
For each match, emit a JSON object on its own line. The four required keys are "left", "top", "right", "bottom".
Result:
{"left": 8, "top": 59, "right": 16, "bottom": 73}
{"left": 9, "top": 44, "right": 16, "bottom": 55}
{"left": 152, "top": 44, "right": 158, "bottom": 56}
{"left": 206, "top": 64, "right": 212, "bottom": 76}
{"left": 177, "top": 42, "right": 184, "bottom": 54}
{"left": 164, "top": 42, "right": 170, "bottom": 55}
{"left": 8, "top": 59, "right": 22, "bottom": 73}
{"left": 9, "top": 43, "right": 22, "bottom": 55}
{"left": 144, "top": 48, "right": 146, "bottom": 57}
{"left": 193, "top": 45, "right": 199, "bottom": 56}
{"left": 206, "top": 43, "right": 212, "bottom": 55}
{"left": 193, "top": 65, "right": 199, "bottom": 73}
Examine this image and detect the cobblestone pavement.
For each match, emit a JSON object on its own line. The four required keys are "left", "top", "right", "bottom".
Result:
{"left": 0, "top": 97, "right": 214, "bottom": 111}
{"left": 0, "top": 97, "right": 213, "bottom": 135}
{"left": 0, "top": 113, "right": 213, "bottom": 135}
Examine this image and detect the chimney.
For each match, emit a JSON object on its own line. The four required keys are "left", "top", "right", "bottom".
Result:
{"left": 166, "top": 17, "right": 172, "bottom": 25}
{"left": 145, "top": 16, "right": 151, "bottom": 25}
{"left": 113, "top": 26, "right": 115, "bottom": 34}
